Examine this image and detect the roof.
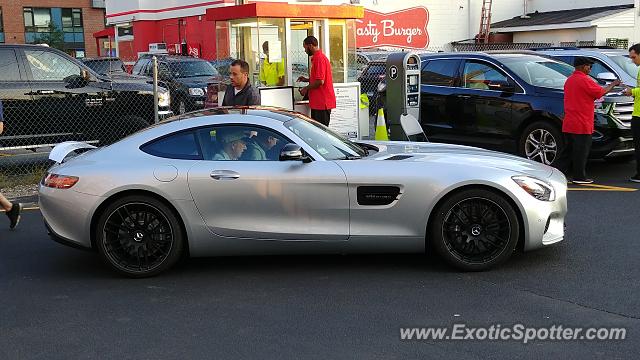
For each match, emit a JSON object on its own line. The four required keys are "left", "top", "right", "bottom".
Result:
{"left": 206, "top": 2, "right": 364, "bottom": 21}
{"left": 491, "top": 4, "right": 633, "bottom": 30}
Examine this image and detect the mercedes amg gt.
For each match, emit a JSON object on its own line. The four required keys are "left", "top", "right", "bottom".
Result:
{"left": 39, "top": 108, "right": 568, "bottom": 277}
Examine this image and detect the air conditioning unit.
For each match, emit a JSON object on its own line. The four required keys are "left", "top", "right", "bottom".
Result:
{"left": 92, "top": 0, "right": 106, "bottom": 8}
{"left": 149, "top": 43, "right": 168, "bottom": 53}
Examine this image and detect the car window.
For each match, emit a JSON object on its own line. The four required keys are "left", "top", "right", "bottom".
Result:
{"left": 588, "top": 58, "right": 613, "bottom": 78}
{"left": 141, "top": 131, "right": 202, "bottom": 160}
{"left": 167, "top": 60, "right": 218, "bottom": 78}
{"left": 24, "top": 49, "right": 81, "bottom": 81}
{"left": 132, "top": 58, "right": 150, "bottom": 75}
{"left": 421, "top": 59, "right": 459, "bottom": 86}
{"left": 283, "top": 118, "right": 366, "bottom": 160}
{"left": 608, "top": 54, "right": 639, "bottom": 79}
{"left": 500, "top": 55, "right": 571, "bottom": 89}
{"left": 462, "top": 61, "right": 509, "bottom": 90}
{"left": 0, "top": 49, "right": 22, "bottom": 81}
{"left": 196, "top": 125, "right": 289, "bottom": 161}
{"left": 365, "top": 64, "right": 386, "bottom": 76}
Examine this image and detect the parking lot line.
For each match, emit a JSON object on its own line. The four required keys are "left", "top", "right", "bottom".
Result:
{"left": 568, "top": 183, "right": 638, "bottom": 192}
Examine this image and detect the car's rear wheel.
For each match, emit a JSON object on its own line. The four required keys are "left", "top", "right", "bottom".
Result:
{"left": 430, "top": 189, "right": 520, "bottom": 271}
{"left": 520, "top": 121, "right": 562, "bottom": 166}
{"left": 95, "top": 195, "right": 185, "bottom": 278}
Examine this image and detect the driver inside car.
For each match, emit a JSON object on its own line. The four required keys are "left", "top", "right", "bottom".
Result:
{"left": 241, "top": 131, "right": 280, "bottom": 161}
{"left": 213, "top": 130, "right": 247, "bottom": 160}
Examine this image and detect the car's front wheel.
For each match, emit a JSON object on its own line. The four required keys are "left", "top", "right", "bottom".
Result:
{"left": 430, "top": 189, "right": 520, "bottom": 271}
{"left": 95, "top": 195, "right": 185, "bottom": 278}
{"left": 520, "top": 121, "right": 562, "bottom": 165}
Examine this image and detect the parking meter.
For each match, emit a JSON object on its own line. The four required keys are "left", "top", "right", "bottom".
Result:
{"left": 386, "top": 52, "right": 422, "bottom": 140}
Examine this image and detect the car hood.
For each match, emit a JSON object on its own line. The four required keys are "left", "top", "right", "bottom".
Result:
{"left": 361, "top": 141, "right": 555, "bottom": 178}
{"left": 177, "top": 76, "right": 222, "bottom": 87}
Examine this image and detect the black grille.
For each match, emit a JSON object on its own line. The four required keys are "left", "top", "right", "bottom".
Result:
{"left": 357, "top": 186, "right": 401, "bottom": 205}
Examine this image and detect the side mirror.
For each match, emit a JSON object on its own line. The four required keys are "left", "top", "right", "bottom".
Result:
{"left": 596, "top": 72, "right": 617, "bottom": 82}
{"left": 279, "top": 143, "right": 311, "bottom": 162}
{"left": 64, "top": 74, "right": 88, "bottom": 88}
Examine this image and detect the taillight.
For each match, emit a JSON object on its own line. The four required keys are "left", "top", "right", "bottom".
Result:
{"left": 42, "top": 173, "right": 79, "bottom": 189}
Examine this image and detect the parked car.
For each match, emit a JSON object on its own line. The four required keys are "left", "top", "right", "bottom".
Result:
{"left": 533, "top": 47, "right": 638, "bottom": 138}
{"left": 415, "top": 51, "right": 634, "bottom": 165}
{"left": 41, "top": 107, "right": 567, "bottom": 277}
{"left": 356, "top": 50, "right": 389, "bottom": 77}
{"left": 133, "top": 54, "right": 222, "bottom": 115}
{"left": 210, "top": 57, "right": 235, "bottom": 78}
{"left": 358, "top": 60, "right": 387, "bottom": 116}
{"left": 0, "top": 44, "right": 172, "bottom": 150}
{"left": 80, "top": 57, "right": 149, "bottom": 82}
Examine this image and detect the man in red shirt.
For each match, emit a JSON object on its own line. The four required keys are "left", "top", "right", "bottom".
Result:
{"left": 556, "top": 57, "right": 620, "bottom": 184}
{"left": 297, "top": 36, "right": 336, "bottom": 126}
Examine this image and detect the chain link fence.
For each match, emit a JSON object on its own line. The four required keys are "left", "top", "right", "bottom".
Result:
{"left": 0, "top": 40, "right": 632, "bottom": 183}
{"left": 0, "top": 47, "right": 172, "bottom": 185}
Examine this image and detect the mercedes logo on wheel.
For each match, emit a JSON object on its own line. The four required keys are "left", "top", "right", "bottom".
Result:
{"left": 471, "top": 225, "right": 482, "bottom": 236}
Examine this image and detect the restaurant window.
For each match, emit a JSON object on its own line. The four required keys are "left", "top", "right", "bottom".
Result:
{"left": 329, "top": 20, "right": 347, "bottom": 83}
{"left": 62, "top": 9, "right": 83, "bottom": 33}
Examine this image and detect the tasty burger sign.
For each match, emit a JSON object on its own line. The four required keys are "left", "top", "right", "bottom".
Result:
{"left": 356, "top": 7, "right": 429, "bottom": 49}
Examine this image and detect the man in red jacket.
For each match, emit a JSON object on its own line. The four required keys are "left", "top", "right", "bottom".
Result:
{"left": 297, "top": 36, "right": 336, "bottom": 126}
{"left": 556, "top": 57, "right": 620, "bottom": 184}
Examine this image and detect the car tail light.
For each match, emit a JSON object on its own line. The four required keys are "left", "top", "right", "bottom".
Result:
{"left": 42, "top": 173, "right": 79, "bottom": 189}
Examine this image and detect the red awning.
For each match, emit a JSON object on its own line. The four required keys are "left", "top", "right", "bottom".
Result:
{"left": 206, "top": 2, "right": 364, "bottom": 21}
{"left": 93, "top": 27, "right": 115, "bottom": 39}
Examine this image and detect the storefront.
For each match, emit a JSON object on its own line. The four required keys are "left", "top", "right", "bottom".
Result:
{"left": 207, "top": 2, "right": 362, "bottom": 96}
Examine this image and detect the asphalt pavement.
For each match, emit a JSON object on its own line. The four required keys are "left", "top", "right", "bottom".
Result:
{"left": 1, "top": 160, "right": 639, "bottom": 359}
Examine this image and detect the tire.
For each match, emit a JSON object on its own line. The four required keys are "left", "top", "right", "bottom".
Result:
{"left": 430, "top": 188, "right": 520, "bottom": 271}
{"left": 98, "top": 115, "right": 149, "bottom": 146}
{"left": 519, "top": 121, "right": 563, "bottom": 166}
{"left": 95, "top": 195, "right": 185, "bottom": 278}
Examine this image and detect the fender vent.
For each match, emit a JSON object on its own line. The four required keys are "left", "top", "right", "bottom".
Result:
{"left": 384, "top": 155, "right": 412, "bottom": 161}
{"left": 357, "top": 186, "right": 401, "bottom": 205}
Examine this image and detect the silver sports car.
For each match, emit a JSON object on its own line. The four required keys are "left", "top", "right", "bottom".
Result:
{"left": 39, "top": 108, "right": 567, "bottom": 277}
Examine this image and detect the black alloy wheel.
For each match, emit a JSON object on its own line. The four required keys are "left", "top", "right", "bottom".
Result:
{"left": 431, "top": 189, "right": 520, "bottom": 271}
{"left": 96, "top": 195, "right": 184, "bottom": 277}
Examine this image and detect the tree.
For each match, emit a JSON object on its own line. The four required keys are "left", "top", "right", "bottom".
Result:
{"left": 33, "top": 23, "right": 65, "bottom": 51}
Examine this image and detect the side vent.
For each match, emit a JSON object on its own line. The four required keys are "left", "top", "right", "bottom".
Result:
{"left": 384, "top": 155, "right": 412, "bottom": 161}
{"left": 357, "top": 186, "right": 401, "bottom": 206}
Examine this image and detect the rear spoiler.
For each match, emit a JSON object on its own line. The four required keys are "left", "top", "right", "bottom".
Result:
{"left": 49, "top": 141, "right": 97, "bottom": 164}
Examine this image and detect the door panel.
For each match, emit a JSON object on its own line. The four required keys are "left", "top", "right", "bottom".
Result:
{"left": 187, "top": 124, "right": 349, "bottom": 241}
{"left": 419, "top": 59, "right": 462, "bottom": 141}
{"left": 0, "top": 48, "right": 34, "bottom": 149}
{"left": 188, "top": 160, "right": 349, "bottom": 240}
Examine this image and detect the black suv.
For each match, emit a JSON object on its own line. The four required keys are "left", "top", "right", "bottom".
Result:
{"left": 417, "top": 51, "right": 634, "bottom": 165}
{"left": 0, "top": 45, "right": 172, "bottom": 150}
{"left": 133, "top": 54, "right": 222, "bottom": 115}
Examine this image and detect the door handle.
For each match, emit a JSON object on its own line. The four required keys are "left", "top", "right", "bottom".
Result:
{"left": 457, "top": 94, "right": 472, "bottom": 99}
{"left": 210, "top": 170, "right": 240, "bottom": 180}
{"left": 35, "top": 90, "right": 55, "bottom": 95}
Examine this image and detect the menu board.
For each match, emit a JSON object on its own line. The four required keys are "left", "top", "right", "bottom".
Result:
{"left": 329, "top": 83, "right": 361, "bottom": 140}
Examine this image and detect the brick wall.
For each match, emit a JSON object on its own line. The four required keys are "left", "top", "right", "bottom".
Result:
{"left": 0, "top": 1, "right": 106, "bottom": 57}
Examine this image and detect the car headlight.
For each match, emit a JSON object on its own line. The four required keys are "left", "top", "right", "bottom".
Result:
{"left": 512, "top": 176, "right": 556, "bottom": 201}
{"left": 188, "top": 88, "right": 205, "bottom": 96}
{"left": 158, "top": 90, "right": 170, "bottom": 107}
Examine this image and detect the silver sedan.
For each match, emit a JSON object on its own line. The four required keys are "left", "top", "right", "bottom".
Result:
{"left": 39, "top": 108, "right": 567, "bottom": 277}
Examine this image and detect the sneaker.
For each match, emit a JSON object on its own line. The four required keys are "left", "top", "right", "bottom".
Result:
{"left": 630, "top": 175, "right": 640, "bottom": 183}
{"left": 6, "top": 203, "right": 22, "bottom": 230}
{"left": 572, "top": 178, "right": 594, "bottom": 185}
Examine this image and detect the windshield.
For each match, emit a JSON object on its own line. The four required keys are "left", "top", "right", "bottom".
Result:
{"left": 500, "top": 55, "right": 573, "bottom": 89}
{"left": 169, "top": 61, "right": 219, "bottom": 78}
{"left": 284, "top": 118, "right": 367, "bottom": 160}
{"left": 608, "top": 55, "right": 639, "bottom": 79}
{"left": 85, "top": 60, "right": 125, "bottom": 75}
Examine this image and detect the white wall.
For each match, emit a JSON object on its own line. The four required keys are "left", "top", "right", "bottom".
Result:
{"left": 512, "top": 27, "right": 597, "bottom": 43}
{"left": 596, "top": 27, "right": 635, "bottom": 42}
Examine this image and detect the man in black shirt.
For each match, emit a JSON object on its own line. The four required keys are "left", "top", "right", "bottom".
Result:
{"left": 222, "top": 60, "right": 261, "bottom": 106}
